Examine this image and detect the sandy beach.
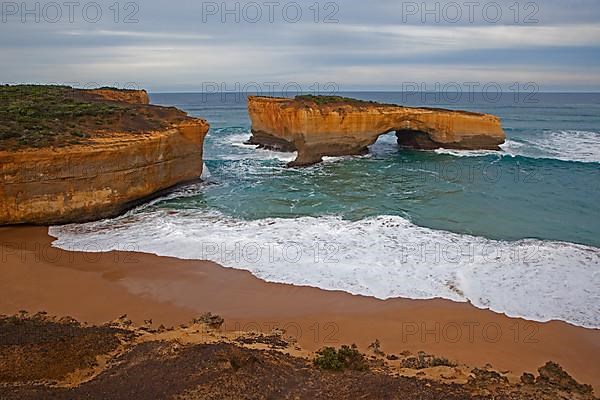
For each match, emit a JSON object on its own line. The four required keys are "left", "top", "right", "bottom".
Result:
{"left": 0, "top": 225, "right": 598, "bottom": 392}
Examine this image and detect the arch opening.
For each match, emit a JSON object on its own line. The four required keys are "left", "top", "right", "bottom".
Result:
{"left": 395, "top": 129, "right": 440, "bottom": 150}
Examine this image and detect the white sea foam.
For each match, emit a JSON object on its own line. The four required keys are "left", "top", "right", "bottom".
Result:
{"left": 225, "top": 132, "right": 256, "bottom": 149}
{"left": 49, "top": 211, "right": 600, "bottom": 328}
{"left": 200, "top": 163, "right": 211, "bottom": 180}
{"left": 502, "top": 130, "right": 600, "bottom": 163}
{"left": 219, "top": 132, "right": 297, "bottom": 162}
{"left": 434, "top": 148, "right": 507, "bottom": 158}
{"left": 216, "top": 130, "right": 600, "bottom": 165}
{"left": 434, "top": 130, "right": 600, "bottom": 163}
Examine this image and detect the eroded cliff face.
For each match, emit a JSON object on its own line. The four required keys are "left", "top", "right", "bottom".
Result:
{"left": 0, "top": 120, "right": 208, "bottom": 225}
{"left": 247, "top": 96, "right": 506, "bottom": 166}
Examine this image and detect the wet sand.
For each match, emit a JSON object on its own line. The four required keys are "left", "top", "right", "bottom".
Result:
{"left": 1, "top": 226, "right": 599, "bottom": 391}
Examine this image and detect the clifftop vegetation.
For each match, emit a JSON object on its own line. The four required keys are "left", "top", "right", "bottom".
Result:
{"left": 0, "top": 85, "right": 188, "bottom": 151}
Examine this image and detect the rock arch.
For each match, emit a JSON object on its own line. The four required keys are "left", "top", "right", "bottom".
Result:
{"left": 247, "top": 96, "right": 506, "bottom": 166}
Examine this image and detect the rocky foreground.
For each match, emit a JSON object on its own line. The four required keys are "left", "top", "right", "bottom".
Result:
{"left": 0, "top": 313, "right": 596, "bottom": 400}
{"left": 0, "top": 85, "right": 209, "bottom": 225}
{"left": 247, "top": 95, "right": 505, "bottom": 166}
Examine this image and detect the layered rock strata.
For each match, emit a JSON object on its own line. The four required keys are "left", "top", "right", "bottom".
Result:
{"left": 247, "top": 96, "right": 506, "bottom": 166}
{"left": 0, "top": 87, "right": 208, "bottom": 225}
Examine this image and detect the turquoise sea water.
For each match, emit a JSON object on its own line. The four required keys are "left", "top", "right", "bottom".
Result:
{"left": 50, "top": 92, "right": 600, "bottom": 328}
{"left": 154, "top": 92, "right": 600, "bottom": 246}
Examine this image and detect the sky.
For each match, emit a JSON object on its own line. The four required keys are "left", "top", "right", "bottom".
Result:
{"left": 1, "top": 0, "right": 600, "bottom": 92}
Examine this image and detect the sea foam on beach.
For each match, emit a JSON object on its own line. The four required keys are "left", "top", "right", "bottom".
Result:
{"left": 50, "top": 210, "right": 600, "bottom": 329}
{"left": 50, "top": 94, "right": 600, "bottom": 331}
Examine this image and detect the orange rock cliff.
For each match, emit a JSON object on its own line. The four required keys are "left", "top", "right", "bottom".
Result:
{"left": 0, "top": 88, "right": 209, "bottom": 225}
{"left": 247, "top": 96, "right": 506, "bottom": 166}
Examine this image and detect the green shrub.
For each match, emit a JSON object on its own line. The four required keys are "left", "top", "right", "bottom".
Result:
{"left": 400, "top": 351, "right": 457, "bottom": 369}
{"left": 314, "top": 344, "right": 369, "bottom": 371}
{"left": 295, "top": 94, "right": 380, "bottom": 106}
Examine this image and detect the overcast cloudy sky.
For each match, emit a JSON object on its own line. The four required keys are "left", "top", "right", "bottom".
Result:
{"left": 1, "top": 0, "right": 599, "bottom": 92}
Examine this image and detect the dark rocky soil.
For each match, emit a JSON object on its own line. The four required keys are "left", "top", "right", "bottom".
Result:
{"left": 0, "top": 314, "right": 596, "bottom": 400}
{"left": 0, "top": 313, "right": 132, "bottom": 383}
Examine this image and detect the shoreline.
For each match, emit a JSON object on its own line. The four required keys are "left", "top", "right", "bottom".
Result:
{"left": 1, "top": 226, "right": 599, "bottom": 392}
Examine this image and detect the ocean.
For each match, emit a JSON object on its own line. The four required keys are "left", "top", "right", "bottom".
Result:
{"left": 49, "top": 92, "right": 600, "bottom": 329}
